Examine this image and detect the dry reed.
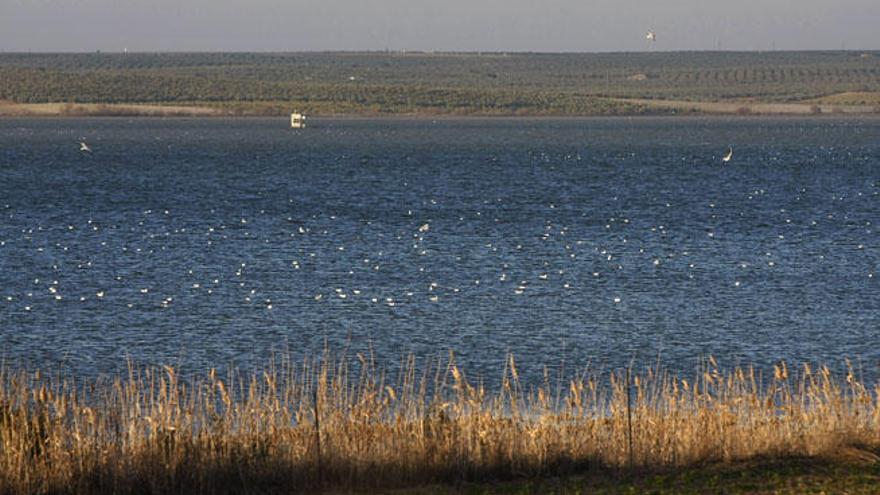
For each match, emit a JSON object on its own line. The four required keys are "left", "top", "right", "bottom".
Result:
{"left": 1, "top": 353, "right": 878, "bottom": 494}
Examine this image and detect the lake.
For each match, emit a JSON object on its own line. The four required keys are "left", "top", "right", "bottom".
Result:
{"left": 0, "top": 117, "right": 877, "bottom": 384}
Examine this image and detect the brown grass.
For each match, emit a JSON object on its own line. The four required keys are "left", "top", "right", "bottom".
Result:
{"left": 3, "top": 98, "right": 878, "bottom": 119}
{"left": 0, "top": 102, "right": 223, "bottom": 117}
{"left": 804, "top": 92, "right": 880, "bottom": 106}
{"left": 608, "top": 97, "right": 880, "bottom": 115}
{"left": 1, "top": 353, "right": 878, "bottom": 494}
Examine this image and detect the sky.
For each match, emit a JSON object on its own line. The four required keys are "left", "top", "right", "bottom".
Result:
{"left": 1, "top": 0, "right": 878, "bottom": 53}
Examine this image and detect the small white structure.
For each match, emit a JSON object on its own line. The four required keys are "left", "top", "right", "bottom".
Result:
{"left": 290, "top": 112, "right": 306, "bottom": 129}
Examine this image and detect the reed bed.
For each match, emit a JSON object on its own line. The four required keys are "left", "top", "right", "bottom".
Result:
{"left": 1, "top": 353, "right": 878, "bottom": 494}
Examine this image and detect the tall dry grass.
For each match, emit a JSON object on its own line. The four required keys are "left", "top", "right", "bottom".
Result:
{"left": 1, "top": 353, "right": 878, "bottom": 494}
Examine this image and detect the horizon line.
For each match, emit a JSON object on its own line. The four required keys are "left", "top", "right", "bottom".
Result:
{"left": 2, "top": 48, "right": 878, "bottom": 56}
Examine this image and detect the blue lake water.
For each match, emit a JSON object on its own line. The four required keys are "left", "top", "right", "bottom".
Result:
{"left": 0, "top": 117, "right": 878, "bottom": 384}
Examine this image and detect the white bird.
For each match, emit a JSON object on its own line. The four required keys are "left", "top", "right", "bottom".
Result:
{"left": 79, "top": 141, "right": 92, "bottom": 153}
{"left": 722, "top": 147, "right": 733, "bottom": 163}
{"left": 418, "top": 223, "right": 430, "bottom": 233}
{"left": 646, "top": 30, "right": 656, "bottom": 42}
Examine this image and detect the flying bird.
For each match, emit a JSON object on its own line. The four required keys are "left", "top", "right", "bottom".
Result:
{"left": 646, "top": 30, "right": 656, "bottom": 42}
{"left": 722, "top": 147, "right": 733, "bottom": 163}
{"left": 79, "top": 141, "right": 92, "bottom": 153}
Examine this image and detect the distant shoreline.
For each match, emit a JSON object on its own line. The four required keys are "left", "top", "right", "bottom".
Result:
{"left": 0, "top": 101, "right": 224, "bottom": 118}
{"left": 3, "top": 51, "right": 877, "bottom": 118}
{"left": 1, "top": 99, "right": 878, "bottom": 118}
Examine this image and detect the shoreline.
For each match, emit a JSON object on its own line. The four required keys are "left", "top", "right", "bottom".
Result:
{"left": 2, "top": 99, "right": 878, "bottom": 119}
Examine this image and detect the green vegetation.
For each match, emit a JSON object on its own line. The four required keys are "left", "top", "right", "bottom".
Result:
{"left": 1, "top": 354, "right": 879, "bottom": 494}
{"left": 1, "top": 51, "right": 878, "bottom": 115}
{"left": 407, "top": 457, "right": 880, "bottom": 494}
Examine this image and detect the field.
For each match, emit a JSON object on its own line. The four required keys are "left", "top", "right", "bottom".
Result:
{"left": 1, "top": 353, "right": 879, "bottom": 494}
{"left": 1, "top": 51, "right": 879, "bottom": 115}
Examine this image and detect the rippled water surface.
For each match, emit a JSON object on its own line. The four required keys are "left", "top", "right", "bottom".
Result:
{"left": 1, "top": 117, "right": 878, "bottom": 382}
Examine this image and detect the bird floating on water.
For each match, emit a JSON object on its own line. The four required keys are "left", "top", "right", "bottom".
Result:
{"left": 79, "top": 141, "right": 92, "bottom": 153}
{"left": 722, "top": 147, "right": 733, "bottom": 163}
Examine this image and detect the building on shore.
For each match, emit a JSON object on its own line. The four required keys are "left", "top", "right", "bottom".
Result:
{"left": 291, "top": 112, "right": 306, "bottom": 129}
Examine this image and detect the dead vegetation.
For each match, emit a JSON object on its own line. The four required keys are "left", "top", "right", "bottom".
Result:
{"left": 0, "top": 353, "right": 878, "bottom": 494}
{"left": 0, "top": 101, "right": 223, "bottom": 117}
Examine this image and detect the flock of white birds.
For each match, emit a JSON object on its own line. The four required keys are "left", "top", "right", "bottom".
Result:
{"left": 1, "top": 175, "right": 875, "bottom": 318}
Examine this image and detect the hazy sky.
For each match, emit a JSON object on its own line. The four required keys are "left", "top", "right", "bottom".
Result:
{"left": 2, "top": 0, "right": 878, "bottom": 52}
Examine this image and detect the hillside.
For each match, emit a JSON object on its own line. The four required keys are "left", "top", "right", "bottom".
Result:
{"left": 1, "top": 51, "right": 878, "bottom": 115}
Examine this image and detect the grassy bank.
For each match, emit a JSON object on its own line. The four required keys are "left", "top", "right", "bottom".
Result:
{"left": 0, "top": 101, "right": 224, "bottom": 117}
{"left": 402, "top": 457, "right": 880, "bottom": 494}
{"left": 1, "top": 353, "right": 878, "bottom": 494}
{"left": 2, "top": 98, "right": 877, "bottom": 118}
{"left": 0, "top": 98, "right": 657, "bottom": 118}
{"left": 409, "top": 456, "right": 880, "bottom": 494}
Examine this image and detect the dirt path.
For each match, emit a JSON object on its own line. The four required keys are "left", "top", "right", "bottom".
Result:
{"left": 0, "top": 102, "right": 224, "bottom": 117}
{"left": 610, "top": 97, "right": 878, "bottom": 115}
